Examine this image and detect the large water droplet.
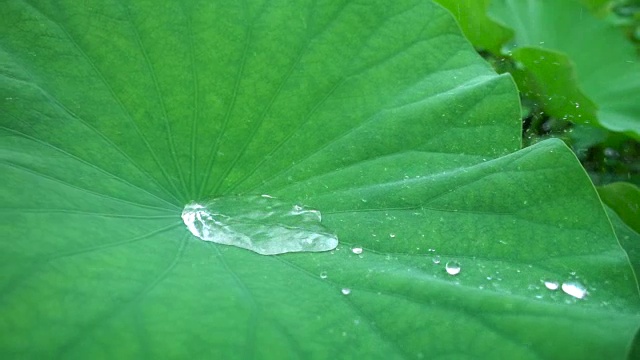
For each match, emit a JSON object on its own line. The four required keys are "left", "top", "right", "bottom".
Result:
{"left": 561, "top": 282, "right": 587, "bottom": 299}
{"left": 341, "top": 288, "right": 351, "bottom": 295}
{"left": 544, "top": 281, "right": 559, "bottom": 290}
{"left": 445, "top": 261, "right": 461, "bottom": 275}
{"left": 181, "top": 195, "right": 338, "bottom": 255}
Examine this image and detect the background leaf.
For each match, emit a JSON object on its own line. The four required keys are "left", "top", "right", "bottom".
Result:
{"left": 489, "top": 0, "right": 640, "bottom": 139}
{"left": 1, "top": 0, "right": 639, "bottom": 359}
{"left": 605, "top": 205, "right": 640, "bottom": 289}
{"left": 599, "top": 182, "right": 640, "bottom": 234}
{"left": 434, "top": 0, "right": 513, "bottom": 53}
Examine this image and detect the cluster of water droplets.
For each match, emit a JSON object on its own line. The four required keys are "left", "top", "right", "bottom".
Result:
{"left": 427, "top": 249, "right": 462, "bottom": 276}
{"left": 317, "top": 270, "right": 351, "bottom": 296}
{"left": 312, "top": 239, "right": 592, "bottom": 302}
{"left": 183, "top": 198, "right": 595, "bottom": 303}
{"left": 543, "top": 279, "right": 587, "bottom": 299}
{"left": 425, "top": 248, "right": 590, "bottom": 301}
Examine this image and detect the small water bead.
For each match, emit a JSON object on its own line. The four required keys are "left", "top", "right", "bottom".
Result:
{"left": 389, "top": 233, "right": 396, "bottom": 238}
{"left": 562, "top": 282, "right": 587, "bottom": 299}
{"left": 544, "top": 281, "right": 559, "bottom": 290}
{"left": 432, "top": 255, "right": 441, "bottom": 264}
{"left": 351, "top": 247, "right": 363, "bottom": 255}
{"left": 320, "top": 271, "right": 328, "bottom": 279}
{"left": 604, "top": 147, "right": 620, "bottom": 159}
{"left": 341, "top": 288, "right": 351, "bottom": 295}
{"left": 445, "top": 261, "right": 461, "bottom": 275}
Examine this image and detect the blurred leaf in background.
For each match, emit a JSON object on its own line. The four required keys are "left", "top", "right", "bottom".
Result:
{"left": 489, "top": 0, "right": 640, "bottom": 140}
{"left": 599, "top": 182, "right": 640, "bottom": 234}
{"left": 439, "top": 0, "right": 640, "bottom": 225}
{"left": 433, "top": 0, "right": 512, "bottom": 53}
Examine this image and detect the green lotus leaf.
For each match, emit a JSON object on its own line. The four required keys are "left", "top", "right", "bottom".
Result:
{"left": 1, "top": 0, "right": 638, "bottom": 358}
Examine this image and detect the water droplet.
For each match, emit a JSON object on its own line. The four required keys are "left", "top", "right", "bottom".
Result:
{"left": 389, "top": 233, "right": 396, "bottom": 238}
{"left": 604, "top": 147, "right": 619, "bottom": 159}
{"left": 341, "top": 288, "right": 351, "bottom": 295}
{"left": 351, "top": 247, "right": 363, "bottom": 255}
{"left": 544, "top": 281, "right": 559, "bottom": 290}
{"left": 432, "top": 255, "right": 441, "bottom": 264}
{"left": 445, "top": 261, "right": 461, "bottom": 275}
{"left": 320, "top": 271, "right": 327, "bottom": 279}
{"left": 181, "top": 196, "right": 338, "bottom": 255}
{"left": 562, "top": 282, "right": 587, "bottom": 299}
